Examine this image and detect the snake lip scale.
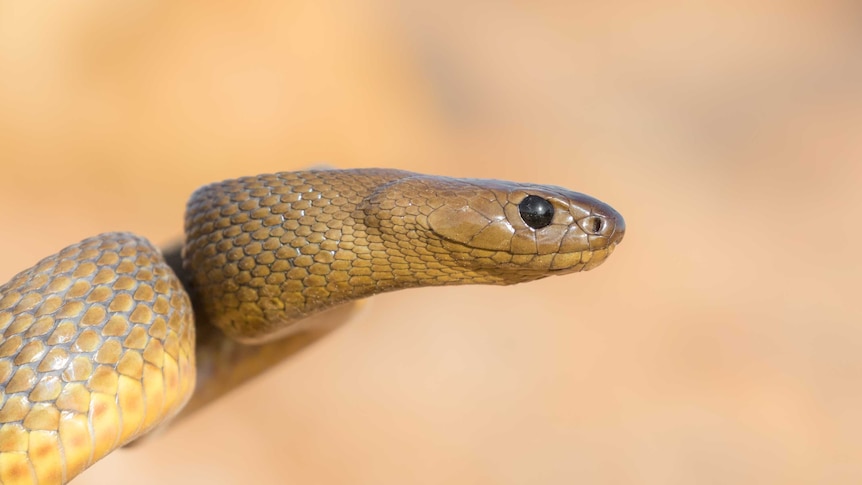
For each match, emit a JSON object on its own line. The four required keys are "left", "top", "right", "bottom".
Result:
{"left": 0, "top": 168, "right": 624, "bottom": 484}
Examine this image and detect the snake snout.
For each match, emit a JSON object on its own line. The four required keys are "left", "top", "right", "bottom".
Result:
{"left": 582, "top": 203, "right": 625, "bottom": 246}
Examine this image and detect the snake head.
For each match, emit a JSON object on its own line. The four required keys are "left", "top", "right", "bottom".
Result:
{"left": 366, "top": 174, "right": 625, "bottom": 285}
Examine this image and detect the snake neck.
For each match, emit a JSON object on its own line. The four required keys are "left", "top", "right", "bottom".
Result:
{"left": 181, "top": 170, "right": 494, "bottom": 343}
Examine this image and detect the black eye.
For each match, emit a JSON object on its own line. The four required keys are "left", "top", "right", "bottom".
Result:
{"left": 518, "top": 195, "right": 554, "bottom": 229}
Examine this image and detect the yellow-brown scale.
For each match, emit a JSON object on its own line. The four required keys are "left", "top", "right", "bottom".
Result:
{"left": 0, "top": 234, "right": 194, "bottom": 484}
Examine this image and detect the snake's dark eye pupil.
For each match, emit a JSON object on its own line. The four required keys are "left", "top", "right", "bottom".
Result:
{"left": 518, "top": 195, "right": 554, "bottom": 229}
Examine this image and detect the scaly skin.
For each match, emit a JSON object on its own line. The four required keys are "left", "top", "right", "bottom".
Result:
{"left": 0, "top": 169, "right": 624, "bottom": 484}
{"left": 0, "top": 234, "right": 194, "bottom": 484}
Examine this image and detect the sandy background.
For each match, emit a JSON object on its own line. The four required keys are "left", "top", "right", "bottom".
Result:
{"left": 1, "top": 1, "right": 861, "bottom": 484}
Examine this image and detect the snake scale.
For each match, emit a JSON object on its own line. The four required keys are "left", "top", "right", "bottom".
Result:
{"left": 0, "top": 169, "right": 624, "bottom": 484}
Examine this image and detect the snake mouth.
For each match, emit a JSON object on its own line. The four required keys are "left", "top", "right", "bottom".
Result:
{"left": 548, "top": 242, "right": 618, "bottom": 273}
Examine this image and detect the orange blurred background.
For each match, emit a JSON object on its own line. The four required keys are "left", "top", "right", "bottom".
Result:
{"left": 1, "top": 1, "right": 861, "bottom": 484}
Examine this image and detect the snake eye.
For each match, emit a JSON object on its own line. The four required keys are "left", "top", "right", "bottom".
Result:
{"left": 518, "top": 195, "right": 554, "bottom": 229}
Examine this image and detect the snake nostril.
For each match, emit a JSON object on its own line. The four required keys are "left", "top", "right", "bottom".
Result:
{"left": 581, "top": 216, "right": 605, "bottom": 235}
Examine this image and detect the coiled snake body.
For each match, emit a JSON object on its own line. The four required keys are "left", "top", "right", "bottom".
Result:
{"left": 0, "top": 169, "right": 624, "bottom": 484}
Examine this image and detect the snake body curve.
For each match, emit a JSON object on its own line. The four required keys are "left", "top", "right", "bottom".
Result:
{"left": 0, "top": 169, "right": 624, "bottom": 484}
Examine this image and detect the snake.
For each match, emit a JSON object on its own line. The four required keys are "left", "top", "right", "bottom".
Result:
{"left": 0, "top": 168, "right": 624, "bottom": 484}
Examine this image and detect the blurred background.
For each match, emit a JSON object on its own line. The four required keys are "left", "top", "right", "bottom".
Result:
{"left": 1, "top": 1, "right": 860, "bottom": 484}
